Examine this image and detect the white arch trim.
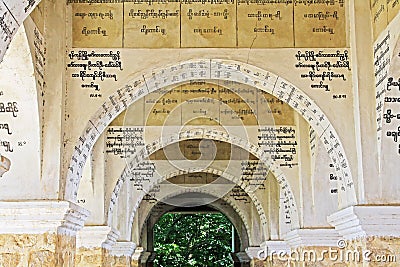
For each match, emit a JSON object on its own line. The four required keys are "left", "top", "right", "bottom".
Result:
{"left": 65, "top": 59, "right": 357, "bottom": 208}
{"left": 0, "top": 0, "right": 40, "bottom": 63}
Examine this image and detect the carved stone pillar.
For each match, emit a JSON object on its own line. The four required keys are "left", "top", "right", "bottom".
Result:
{"left": 102, "top": 228, "right": 120, "bottom": 267}
{"left": 75, "top": 226, "right": 119, "bottom": 267}
{"left": 56, "top": 202, "right": 90, "bottom": 266}
{"left": 0, "top": 201, "right": 89, "bottom": 267}
{"left": 328, "top": 205, "right": 400, "bottom": 267}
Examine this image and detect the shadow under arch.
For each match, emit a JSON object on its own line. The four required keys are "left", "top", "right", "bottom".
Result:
{"left": 106, "top": 129, "right": 299, "bottom": 232}
{"left": 65, "top": 59, "right": 357, "bottom": 209}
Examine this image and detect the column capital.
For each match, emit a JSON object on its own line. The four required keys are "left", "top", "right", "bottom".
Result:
{"left": 283, "top": 228, "right": 341, "bottom": 248}
{"left": 328, "top": 205, "right": 400, "bottom": 240}
{"left": 103, "top": 228, "right": 120, "bottom": 250}
{"left": 110, "top": 241, "right": 137, "bottom": 257}
{"left": 0, "top": 201, "right": 89, "bottom": 235}
{"left": 58, "top": 202, "right": 90, "bottom": 236}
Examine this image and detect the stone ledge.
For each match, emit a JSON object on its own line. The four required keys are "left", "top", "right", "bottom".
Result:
{"left": 139, "top": 251, "right": 152, "bottom": 264}
{"left": 0, "top": 201, "right": 89, "bottom": 235}
{"left": 76, "top": 226, "right": 120, "bottom": 249}
{"left": 283, "top": 228, "right": 341, "bottom": 248}
{"left": 328, "top": 205, "right": 400, "bottom": 240}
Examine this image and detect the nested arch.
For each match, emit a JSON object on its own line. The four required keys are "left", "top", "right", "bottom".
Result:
{"left": 65, "top": 59, "right": 356, "bottom": 208}
{"left": 106, "top": 130, "right": 299, "bottom": 230}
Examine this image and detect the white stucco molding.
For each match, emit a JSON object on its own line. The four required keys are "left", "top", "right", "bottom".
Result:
{"left": 283, "top": 228, "right": 341, "bottom": 248}
{"left": 76, "top": 226, "right": 120, "bottom": 250}
{"left": 110, "top": 241, "right": 137, "bottom": 257}
{"left": 328, "top": 205, "right": 400, "bottom": 240}
{"left": 0, "top": 201, "right": 89, "bottom": 235}
{"left": 246, "top": 241, "right": 290, "bottom": 259}
{"left": 103, "top": 227, "right": 120, "bottom": 250}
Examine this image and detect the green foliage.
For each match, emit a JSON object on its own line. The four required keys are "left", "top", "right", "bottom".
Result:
{"left": 153, "top": 213, "right": 233, "bottom": 267}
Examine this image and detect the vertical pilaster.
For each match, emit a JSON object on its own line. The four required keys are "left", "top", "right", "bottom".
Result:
{"left": 349, "top": 0, "right": 380, "bottom": 203}
{"left": 36, "top": 0, "right": 68, "bottom": 199}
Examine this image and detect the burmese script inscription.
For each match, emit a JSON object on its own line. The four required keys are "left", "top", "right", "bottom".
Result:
{"left": 69, "top": 0, "right": 347, "bottom": 48}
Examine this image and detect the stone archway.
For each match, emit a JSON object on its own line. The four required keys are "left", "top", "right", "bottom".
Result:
{"left": 65, "top": 59, "right": 357, "bottom": 209}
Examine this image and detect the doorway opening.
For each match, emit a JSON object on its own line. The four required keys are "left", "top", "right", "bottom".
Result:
{"left": 152, "top": 207, "right": 238, "bottom": 266}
